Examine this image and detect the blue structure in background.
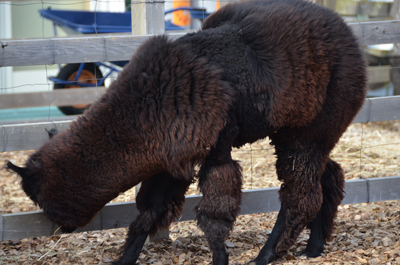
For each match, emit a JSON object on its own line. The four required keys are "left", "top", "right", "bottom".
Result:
{"left": 0, "top": 8, "right": 210, "bottom": 123}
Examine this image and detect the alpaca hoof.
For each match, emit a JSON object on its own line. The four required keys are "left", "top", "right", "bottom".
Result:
{"left": 246, "top": 261, "right": 265, "bottom": 265}
{"left": 296, "top": 249, "right": 322, "bottom": 258}
{"left": 246, "top": 255, "right": 274, "bottom": 265}
{"left": 60, "top": 226, "right": 77, "bottom": 233}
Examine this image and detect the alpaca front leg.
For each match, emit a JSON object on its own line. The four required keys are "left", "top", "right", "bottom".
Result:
{"left": 113, "top": 230, "right": 149, "bottom": 265}
{"left": 196, "top": 159, "right": 242, "bottom": 265}
{"left": 115, "top": 172, "right": 191, "bottom": 265}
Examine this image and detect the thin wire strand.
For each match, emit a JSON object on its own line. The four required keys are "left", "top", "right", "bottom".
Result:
{"left": 359, "top": 123, "right": 365, "bottom": 179}
{"left": 41, "top": 0, "right": 53, "bottom": 121}
{"left": 0, "top": 80, "right": 100, "bottom": 90}
{"left": 95, "top": 0, "right": 100, "bottom": 101}
{"left": 250, "top": 144, "right": 253, "bottom": 189}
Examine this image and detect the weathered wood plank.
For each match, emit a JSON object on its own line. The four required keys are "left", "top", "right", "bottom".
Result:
{"left": 367, "top": 96, "right": 400, "bottom": 122}
{"left": 341, "top": 179, "right": 369, "bottom": 205}
{"left": 132, "top": 0, "right": 165, "bottom": 35}
{"left": 0, "top": 87, "right": 106, "bottom": 109}
{"left": 0, "top": 211, "right": 54, "bottom": 241}
{"left": 2, "top": 21, "right": 400, "bottom": 67}
{"left": 368, "top": 65, "right": 390, "bottom": 84}
{"left": 0, "top": 201, "right": 141, "bottom": 241}
{"left": 353, "top": 96, "right": 400, "bottom": 123}
{"left": 240, "top": 187, "right": 281, "bottom": 214}
{"left": 1, "top": 176, "right": 399, "bottom": 241}
{"left": 369, "top": 175, "right": 400, "bottom": 202}
{"left": 0, "top": 121, "right": 71, "bottom": 152}
{"left": 1, "top": 65, "right": 387, "bottom": 110}
{"left": 349, "top": 20, "right": 400, "bottom": 46}
{"left": 0, "top": 34, "right": 182, "bottom": 67}
{"left": 1, "top": 96, "right": 399, "bottom": 152}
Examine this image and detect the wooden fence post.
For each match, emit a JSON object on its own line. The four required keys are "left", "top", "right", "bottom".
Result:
{"left": 132, "top": 0, "right": 165, "bottom": 35}
{"left": 390, "top": 0, "right": 400, "bottom": 95}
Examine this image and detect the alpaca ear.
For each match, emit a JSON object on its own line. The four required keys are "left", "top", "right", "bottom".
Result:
{"left": 45, "top": 128, "right": 58, "bottom": 139}
{"left": 5, "top": 161, "right": 31, "bottom": 179}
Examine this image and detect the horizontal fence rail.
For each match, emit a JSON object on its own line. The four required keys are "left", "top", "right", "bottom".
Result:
{"left": 1, "top": 175, "right": 399, "bottom": 241}
{"left": 353, "top": 96, "right": 400, "bottom": 123}
{"left": 1, "top": 21, "right": 400, "bottom": 67}
{"left": 0, "top": 34, "right": 182, "bottom": 67}
{"left": 0, "top": 121, "right": 71, "bottom": 152}
{"left": 1, "top": 96, "right": 400, "bottom": 152}
{"left": 350, "top": 20, "right": 400, "bottom": 45}
{"left": 0, "top": 67, "right": 389, "bottom": 110}
{"left": 0, "top": 87, "right": 106, "bottom": 109}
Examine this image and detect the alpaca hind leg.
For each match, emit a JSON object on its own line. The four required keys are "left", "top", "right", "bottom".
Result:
{"left": 196, "top": 158, "right": 242, "bottom": 265}
{"left": 247, "top": 206, "right": 287, "bottom": 265}
{"left": 250, "top": 143, "right": 326, "bottom": 264}
{"left": 300, "top": 159, "right": 345, "bottom": 257}
{"left": 114, "top": 172, "right": 191, "bottom": 265}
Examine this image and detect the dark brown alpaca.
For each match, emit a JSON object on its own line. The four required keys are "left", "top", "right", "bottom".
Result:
{"left": 6, "top": 0, "right": 367, "bottom": 264}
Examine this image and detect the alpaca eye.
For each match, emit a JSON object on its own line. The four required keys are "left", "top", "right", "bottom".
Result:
{"left": 31, "top": 160, "right": 42, "bottom": 167}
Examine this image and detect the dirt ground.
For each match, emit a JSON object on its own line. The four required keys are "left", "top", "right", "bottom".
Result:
{"left": 0, "top": 121, "right": 399, "bottom": 264}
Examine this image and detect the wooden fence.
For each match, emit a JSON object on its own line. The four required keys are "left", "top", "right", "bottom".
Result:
{"left": 1, "top": 20, "right": 400, "bottom": 109}
{"left": 0, "top": 95, "right": 399, "bottom": 152}
{"left": 0, "top": 2, "right": 400, "bottom": 241}
{"left": 2, "top": 21, "right": 400, "bottom": 68}
{"left": 1, "top": 176, "right": 400, "bottom": 241}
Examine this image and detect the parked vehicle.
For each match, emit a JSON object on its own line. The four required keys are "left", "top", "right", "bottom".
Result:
{"left": 40, "top": 7, "right": 210, "bottom": 115}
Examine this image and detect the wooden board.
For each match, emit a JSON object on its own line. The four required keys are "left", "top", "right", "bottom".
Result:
{"left": 368, "top": 176, "right": 400, "bottom": 202}
{"left": 0, "top": 121, "right": 72, "bottom": 152}
{"left": 0, "top": 87, "right": 106, "bottom": 109}
{"left": 0, "top": 34, "right": 182, "bottom": 67}
{"left": 0, "top": 66, "right": 390, "bottom": 110}
{"left": 2, "top": 21, "right": 400, "bottom": 67}
{"left": 1, "top": 176, "right": 399, "bottom": 241}
{"left": 1, "top": 96, "right": 399, "bottom": 152}
{"left": 349, "top": 20, "right": 400, "bottom": 46}
{"left": 352, "top": 96, "right": 400, "bottom": 123}
{"left": 132, "top": 0, "right": 165, "bottom": 35}
{"left": 341, "top": 179, "right": 369, "bottom": 205}
{"left": 368, "top": 65, "right": 390, "bottom": 84}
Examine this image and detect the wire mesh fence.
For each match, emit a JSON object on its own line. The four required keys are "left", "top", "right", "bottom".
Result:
{"left": 0, "top": 0, "right": 399, "bottom": 244}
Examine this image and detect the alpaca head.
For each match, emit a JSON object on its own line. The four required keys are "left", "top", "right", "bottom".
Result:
{"left": 5, "top": 153, "right": 103, "bottom": 233}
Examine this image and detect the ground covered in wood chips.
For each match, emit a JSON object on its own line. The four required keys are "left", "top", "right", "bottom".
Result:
{"left": 1, "top": 121, "right": 399, "bottom": 264}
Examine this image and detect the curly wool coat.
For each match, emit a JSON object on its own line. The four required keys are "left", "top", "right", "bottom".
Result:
{"left": 7, "top": 0, "right": 367, "bottom": 264}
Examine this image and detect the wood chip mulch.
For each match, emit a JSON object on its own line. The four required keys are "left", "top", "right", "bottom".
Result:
{"left": 0, "top": 201, "right": 399, "bottom": 264}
